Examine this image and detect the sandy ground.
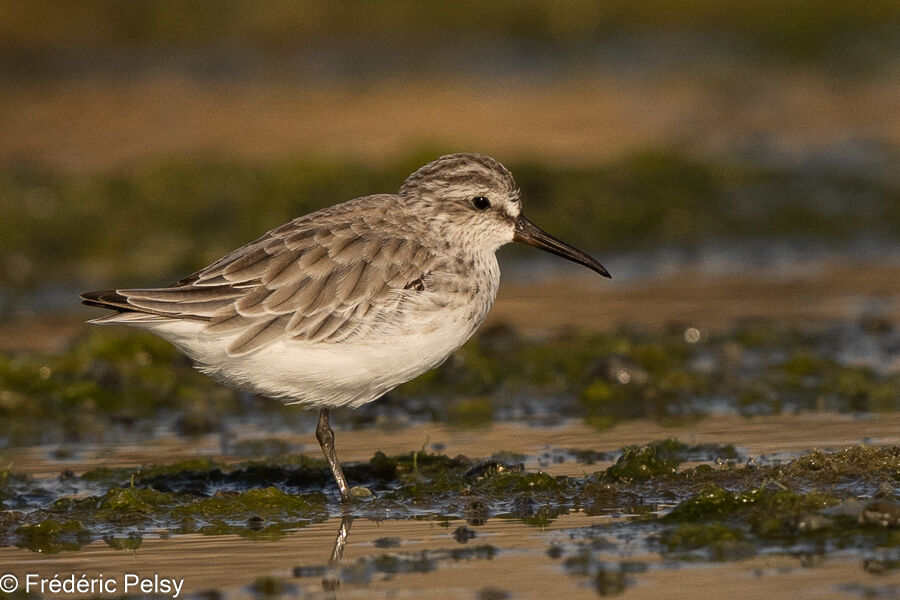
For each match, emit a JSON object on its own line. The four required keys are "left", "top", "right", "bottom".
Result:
{"left": 2, "top": 68, "right": 897, "bottom": 172}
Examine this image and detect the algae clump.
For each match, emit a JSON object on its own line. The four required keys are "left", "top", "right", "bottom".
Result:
{"left": 604, "top": 439, "right": 688, "bottom": 482}
{"left": 173, "top": 487, "right": 327, "bottom": 520}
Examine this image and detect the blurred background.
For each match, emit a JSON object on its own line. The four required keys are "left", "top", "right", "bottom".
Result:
{"left": 0, "top": 5, "right": 899, "bottom": 595}
{"left": 0, "top": 0, "right": 898, "bottom": 433}
{"left": 1, "top": 0, "right": 898, "bottom": 320}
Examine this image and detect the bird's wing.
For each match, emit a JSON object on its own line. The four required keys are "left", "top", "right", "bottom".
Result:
{"left": 98, "top": 196, "right": 441, "bottom": 355}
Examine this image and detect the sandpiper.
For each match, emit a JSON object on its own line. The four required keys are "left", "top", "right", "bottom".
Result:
{"left": 81, "top": 153, "right": 610, "bottom": 501}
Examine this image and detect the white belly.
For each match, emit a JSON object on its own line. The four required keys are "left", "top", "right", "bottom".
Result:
{"left": 105, "top": 251, "right": 501, "bottom": 409}
{"left": 136, "top": 300, "right": 480, "bottom": 409}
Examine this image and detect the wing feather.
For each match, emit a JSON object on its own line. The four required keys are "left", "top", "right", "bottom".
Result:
{"left": 297, "top": 245, "right": 331, "bottom": 276}
{"left": 207, "top": 312, "right": 256, "bottom": 333}
{"left": 228, "top": 314, "right": 292, "bottom": 356}
{"left": 222, "top": 247, "right": 270, "bottom": 280}
{"left": 234, "top": 286, "right": 271, "bottom": 316}
{"left": 261, "top": 250, "right": 301, "bottom": 285}
{"left": 333, "top": 259, "right": 366, "bottom": 301}
{"left": 266, "top": 257, "right": 305, "bottom": 287}
{"left": 261, "top": 276, "right": 307, "bottom": 312}
{"left": 85, "top": 195, "right": 444, "bottom": 355}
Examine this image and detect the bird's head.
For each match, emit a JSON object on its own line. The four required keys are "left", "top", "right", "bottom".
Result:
{"left": 399, "top": 153, "right": 610, "bottom": 278}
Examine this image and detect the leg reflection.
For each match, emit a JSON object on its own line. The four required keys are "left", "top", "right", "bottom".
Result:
{"left": 323, "top": 515, "right": 353, "bottom": 592}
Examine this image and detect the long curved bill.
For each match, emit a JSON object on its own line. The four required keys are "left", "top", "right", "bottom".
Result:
{"left": 513, "top": 215, "right": 611, "bottom": 278}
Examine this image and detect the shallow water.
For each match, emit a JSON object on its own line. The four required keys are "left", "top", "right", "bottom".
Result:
{"left": 2, "top": 414, "right": 898, "bottom": 599}
{"left": 1, "top": 514, "right": 896, "bottom": 600}
{"left": 1, "top": 11, "right": 899, "bottom": 596}
{"left": 7, "top": 413, "right": 900, "bottom": 479}
{"left": 2, "top": 256, "right": 899, "bottom": 598}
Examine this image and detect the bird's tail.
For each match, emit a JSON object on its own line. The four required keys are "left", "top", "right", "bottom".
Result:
{"left": 80, "top": 289, "right": 168, "bottom": 323}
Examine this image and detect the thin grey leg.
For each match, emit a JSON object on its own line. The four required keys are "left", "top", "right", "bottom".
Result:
{"left": 316, "top": 408, "right": 350, "bottom": 501}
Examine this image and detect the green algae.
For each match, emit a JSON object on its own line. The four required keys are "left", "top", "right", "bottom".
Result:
{"left": 463, "top": 459, "right": 525, "bottom": 481}
{"left": 603, "top": 441, "right": 682, "bottom": 482}
{"left": 14, "top": 519, "right": 90, "bottom": 554}
{"left": 172, "top": 487, "right": 327, "bottom": 521}
{"left": 0, "top": 329, "right": 244, "bottom": 445}
{"left": 11, "top": 485, "right": 328, "bottom": 548}
{"left": 132, "top": 458, "right": 225, "bottom": 482}
{"left": 778, "top": 446, "right": 900, "bottom": 483}
{"left": 478, "top": 472, "right": 562, "bottom": 494}
{"left": 4, "top": 460, "right": 340, "bottom": 550}
{"left": 657, "top": 463, "right": 900, "bottom": 556}
{"left": 601, "top": 439, "right": 739, "bottom": 482}
{"left": 1, "top": 443, "right": 898, "bottom": 556}
{"left": 767, "top": 351, "right": 900, "bottom": 414}
{"left": 1, "top": 323, "right": 897, "bottom": 445}
{"left": 42, "top": 486, "right": 179, "bottom": 529}
{"left": 364, "top": 450, "right": 568, "bottom": 520}
{"left": 665, "top": 486, "right": 761, "bottom": 522}
{"left": 93, "top": 486, "right": 177, "bottom": 523}
{"left": 666, "top": 486, "right": 840, "bottom": 528}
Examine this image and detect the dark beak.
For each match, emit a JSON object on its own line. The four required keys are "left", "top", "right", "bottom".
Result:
{"left": 513, "top": 215, "right": 611, "bottom": 278}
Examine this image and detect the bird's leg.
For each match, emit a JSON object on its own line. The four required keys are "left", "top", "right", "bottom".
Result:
{"left": 330, "top": 514, "right": 353, "bottom": 564}
{"left": 316, "top": 408, "right": 350, "bottom": 501}
{"left": 322, "top": 515, "right": 353, "bottom": 592}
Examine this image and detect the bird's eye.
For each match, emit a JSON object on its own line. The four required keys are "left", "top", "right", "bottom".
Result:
{"left": 471, "top": 196, "right": 491, "bottom": 211}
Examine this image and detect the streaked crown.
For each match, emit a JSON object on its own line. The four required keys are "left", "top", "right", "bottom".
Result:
{"left": 398, "top": 153, "right": 522, "bottom": 251}
{"left": 400, "top": 153, "right": 517, "bottom": 199}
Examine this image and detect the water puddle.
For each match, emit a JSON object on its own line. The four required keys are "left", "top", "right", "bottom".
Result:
{"left": 2, "top": 264, "right": 898, "bottom": 598}
{"left": 0, "top": 513, "right": 896, "bottom": 599}
{"left": 1, "top": 415, "right": 898, "bottom": 598}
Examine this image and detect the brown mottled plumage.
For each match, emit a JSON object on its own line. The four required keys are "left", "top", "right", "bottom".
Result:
{"left": 81, "top": 153, "right": 609, "bottom": 501}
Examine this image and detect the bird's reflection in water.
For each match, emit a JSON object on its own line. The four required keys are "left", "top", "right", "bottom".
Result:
{"left": 322, "top": 515, "right": 353, "bottom": 593}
